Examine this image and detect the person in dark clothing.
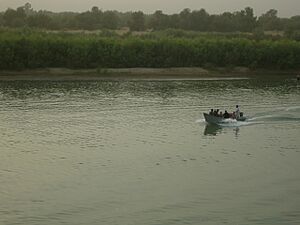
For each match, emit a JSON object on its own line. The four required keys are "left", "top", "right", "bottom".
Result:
{"left": 209, "top": 109, "right": 214, "bottom": 115}
{"left": 215, "top": 109, "right": 220, "bottom": 117}
{"left": 235, "top": 105, "right": 240, "bottom": 119}
{"left": 223, "top": 110, "right": 230, "bottom": 119}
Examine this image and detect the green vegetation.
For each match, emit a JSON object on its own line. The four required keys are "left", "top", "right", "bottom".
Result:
{"left": 0, "top": 3, "right": 299, "bottom": 39}
{"left": 0, "top": 29, "right": 299, "bottom": 70}
{"left": 0, "top": 4, "right": 299, "bottom": 71}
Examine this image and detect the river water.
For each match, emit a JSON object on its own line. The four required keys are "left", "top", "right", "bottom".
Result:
{"left": 0, "top": 77, "right": 299, "bottom": 225}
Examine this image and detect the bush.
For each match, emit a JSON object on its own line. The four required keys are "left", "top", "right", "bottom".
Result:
{"left": 0, "top": 29, "right": 299, "bottom": 70}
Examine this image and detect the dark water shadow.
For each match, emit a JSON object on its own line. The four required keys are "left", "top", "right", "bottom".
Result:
{"left": 203, "top": 124, "right": 241, "bottom": 137}
{"left": 203, "top": 124, "right": 222, "bottom": 136}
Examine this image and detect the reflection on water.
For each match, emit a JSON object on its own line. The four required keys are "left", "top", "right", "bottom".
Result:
{"left": 0, "top": 78, "right": 300, "bottom": 225}
{"left": 204, "top": 124, "right": 222, "bottom": 136}
{"left": 203, "top": 124, "right": 240, "bottom": 137}
{"left": 234, "top": 127, "right": 240, "bottom": 137}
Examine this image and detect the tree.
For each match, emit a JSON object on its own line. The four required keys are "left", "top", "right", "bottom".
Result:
{"left": 168, "top": 14, "right": 180, "bottom": 29}
{"left": 24, "top": 2, "right": 33, "bottom": 15}
{"left": 27, "top": 13, "right": 53, "bottom": 29}
{"left": 128, "top": 11, "right": 145, "bottom": 31}
{"left": 0, "top": 13, "right": 4, "bottom": 26}
{"left": 91, "top": 6, "right": 99, "bottom": 14}
{"left": 179, "top": 8, "right": 191, "bottom": 29}
{"left": 75, "top": 8, "right": 119, "bottom": 30}
{"left": 75, "top": 9, "right": 102, "bottom": 30}
{"left": 189, "top": 9, "right": 210, "bottom": 31}
{"left": 284, "top": 16, "right": 300, "bottom": 40}
{"left": 102, "top": 11, "right": 119, "bottom": 29}
{"left": 149, "top": 10, "right": 170, "bottom": 30}
{"left": 238, "top": 7, "right": 257, "bottom": 32}
{"left": 3, "top": 7, "right": 26, "bottom": 27}
{"left": 211, "top": 13, "right": 236, "bottom": 32}
{"left": 258, "top": 9, "right": 282, "bottom": 30}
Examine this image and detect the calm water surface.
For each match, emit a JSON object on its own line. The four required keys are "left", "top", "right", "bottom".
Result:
{"left": 0, "top": 78, "right": 299, "bottom": 225}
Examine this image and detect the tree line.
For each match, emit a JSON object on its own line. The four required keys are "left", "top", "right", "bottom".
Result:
{"left": 0, "top": 3, "right": 299, "bottom": 36}
{"left": 0, "top": 29, "right": 299, "bottom": 70}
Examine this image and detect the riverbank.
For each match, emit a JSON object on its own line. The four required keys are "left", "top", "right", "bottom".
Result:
{"left": 0, "top": 67, "right": 299, "bottom": 81}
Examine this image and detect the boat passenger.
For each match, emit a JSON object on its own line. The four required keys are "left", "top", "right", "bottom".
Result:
{"left": 223, "top": 110, "right": 230, "bottom": 119}
{"left": 216, "top": 109, "right": 220, "bottom": 117}
{"left": 235, "top": 105, "right": 240, "bottom": 119}
{"left": 232, "top": 112, "right": 236, "bottom": 119}
{"left": 209, "top": 109, "right": 214, "bottom": 115}
{"left": 219, "top": 111, "right": 223, "bottom": 117}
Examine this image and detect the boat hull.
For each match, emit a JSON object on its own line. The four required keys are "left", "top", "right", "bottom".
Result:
{"left": 203, "top": 113, "right": 246, "bottom": 124}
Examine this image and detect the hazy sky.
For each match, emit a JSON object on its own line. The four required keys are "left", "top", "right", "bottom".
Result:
{"left": 0, "top": 0, "right": 299, "bottom": 17}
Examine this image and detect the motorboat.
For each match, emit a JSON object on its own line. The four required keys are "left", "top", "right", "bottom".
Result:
{"left": 203, "top": 113, "right": 247, "bottom": 124}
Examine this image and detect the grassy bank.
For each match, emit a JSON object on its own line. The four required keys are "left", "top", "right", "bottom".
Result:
{"left": 0, "top": 29, "right": 300, "bottom": 71}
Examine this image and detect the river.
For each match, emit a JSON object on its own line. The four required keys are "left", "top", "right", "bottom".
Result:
{"left": 0, "top": 77, "right": 299, "bottom": 225}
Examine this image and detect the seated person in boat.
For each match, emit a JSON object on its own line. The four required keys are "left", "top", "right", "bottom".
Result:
{"left": 209, "top": 109, "right": 214, "bottom": 115}
{"left": 213, "top": 109, "right": 217, "bottom": 116}
{"left": 214, "top": 109, "right": 220, "bottom": 117}
{"left": 231, "top": 111, "right": 236, "bottom": 119}
{"left": 223, "top": 110, "right": 230, "bottom": 119}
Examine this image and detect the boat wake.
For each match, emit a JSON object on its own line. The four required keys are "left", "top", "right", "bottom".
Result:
{"left": 249, "top": 110, "right": 300, "bottom": 123}
{"left": 285, "top": 106, "right": 300, "bottom": 112}
{"left": 227, "top": 105, "right": 300, "bottom": 124}
{"left": 247, "top": 115, "right": 275, "bottom": 121}
{"left": 196, "top": 117, "right": 258, "bottom": 127}
{"left": 217, "top": 119, "right": 257, "bottom": 127}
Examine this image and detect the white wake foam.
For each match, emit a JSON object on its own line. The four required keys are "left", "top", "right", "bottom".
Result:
{"left": 196, "top": 117, "right": 258, "bottom": 127}
{"left": 285, "top": 106, "right": 300, "bottom": 112}
{"left": 195, "top": 118, "right": 206, "bottom": 123}
{"left": 218, "top": 119, "right": 255, "bottom": 127}
{"left": 248, "top": 115, "right": 275, "bottom": 121}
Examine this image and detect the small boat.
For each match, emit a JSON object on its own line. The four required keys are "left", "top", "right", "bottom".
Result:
{"left": 203, "top": 113, "right": 247, "bottom": 124}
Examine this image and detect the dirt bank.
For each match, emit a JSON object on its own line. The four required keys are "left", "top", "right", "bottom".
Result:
{"left": 0, "top": 67, "right": 298, "bottom": 81}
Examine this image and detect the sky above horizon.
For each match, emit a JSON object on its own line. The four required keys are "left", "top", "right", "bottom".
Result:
{"left": 0, "top": 0, "right": 299, "bottom": 17}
